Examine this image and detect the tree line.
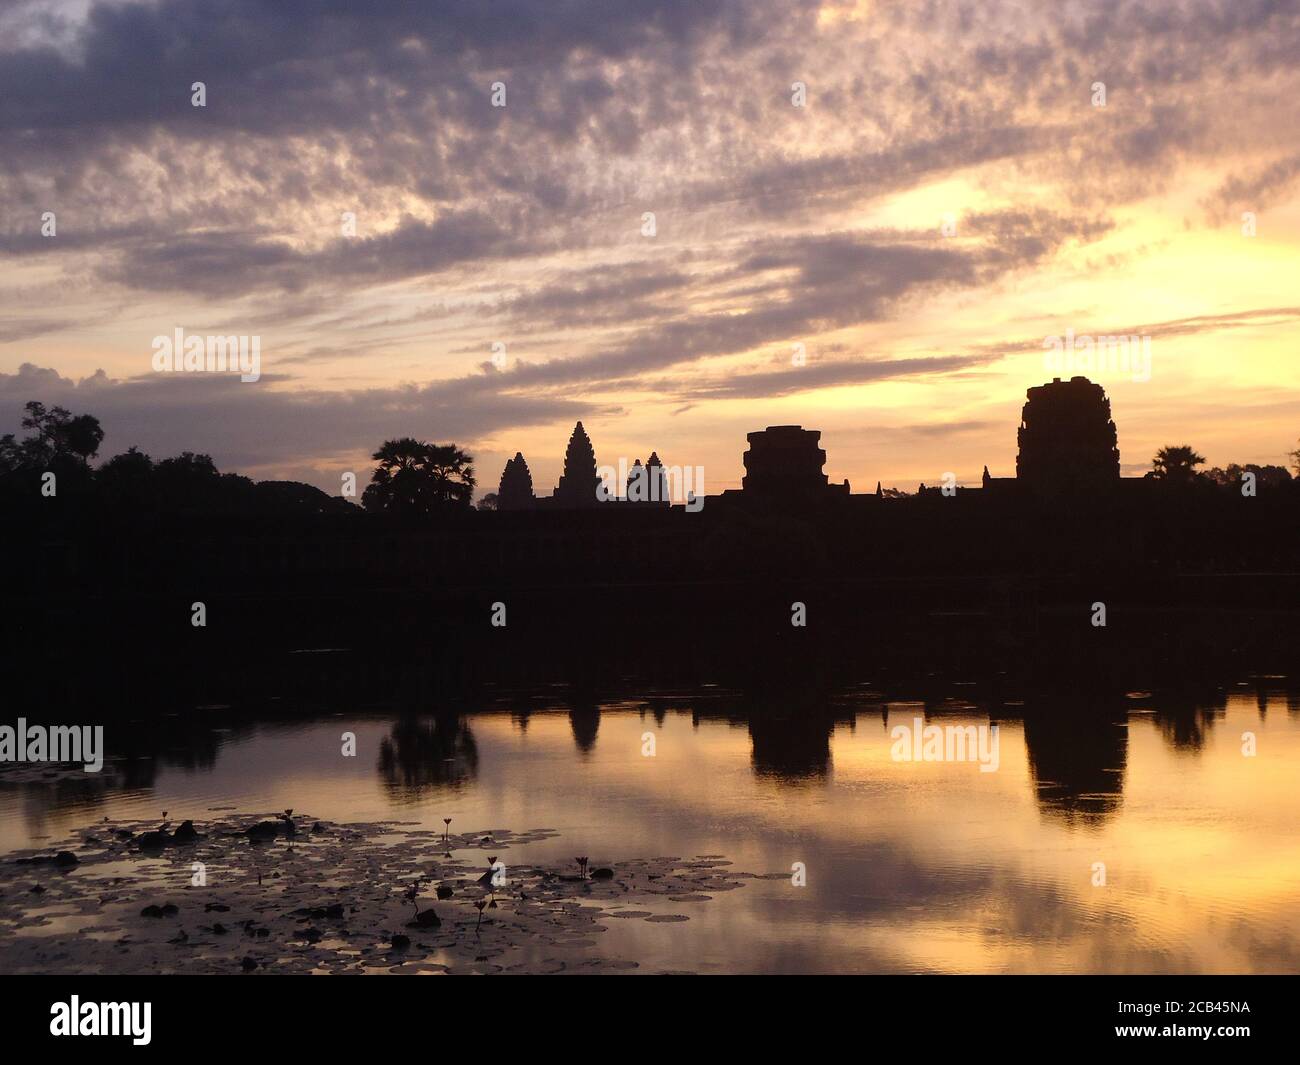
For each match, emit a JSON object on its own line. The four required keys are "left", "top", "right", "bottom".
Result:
{"left": 3, "top": 401, "right": 1298, "bottom": 517}
{"left": 1149, "top": 444, "right": 1298, "bottom": 488}
{"left": 0, "top": 402, "right": 478, "bottom": 518}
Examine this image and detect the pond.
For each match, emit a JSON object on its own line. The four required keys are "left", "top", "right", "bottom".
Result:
{"left": 2, "top": 681, "right": 1297, "bottom": 974}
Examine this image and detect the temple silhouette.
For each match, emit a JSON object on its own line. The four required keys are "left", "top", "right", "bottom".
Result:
{"left": 6, "top": 374, "right": 1299, "bottom": 719}
{"left": 501, "top": 420, "right": 676, "bottom": 509}
{"left": 1015, "top": 376, "right": 1120, "bottom": 495}
{"left": 492, "top": 374, "right": 1282, "bottom": 512}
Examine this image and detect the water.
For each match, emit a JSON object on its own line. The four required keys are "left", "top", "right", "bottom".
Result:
{"left": 3, "top": 684, "right": 1298, "bottom": 974}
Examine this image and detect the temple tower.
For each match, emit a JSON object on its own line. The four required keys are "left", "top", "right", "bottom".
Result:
{"left": 742, "top": 425, "right": 842, "bottom": 500}
{"left": 554, "top": 421, "right": 600, "bottom": 507}
{"left": 497, "top": 452, "right": 535, "bottom": 510}
{"left": 1016, "top": 376, "right": 1120, "bottom": 494}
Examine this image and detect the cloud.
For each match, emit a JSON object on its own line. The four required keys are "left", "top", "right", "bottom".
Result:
{"left": 2, "top": 0, "right": 1299, "bottom": 479}
{"left": 98, "top": 210, "right": 530, "bottom": 297}
{"left": 470, "top": 211, "right": 1110, "bottom": 392}
{"left": 1205, "top": 152, "right": 1300, "bottom": 223}
{"left": 649, "top": 354, "right": 994, "bottom": 401}
{"left": 0, "top": 361, "right": 609, "bottom": 483}
{"left": 973, "top": 305, "right": 1300, "bottom": 360}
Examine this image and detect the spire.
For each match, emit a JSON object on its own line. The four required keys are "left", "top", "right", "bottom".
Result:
{"left": 555, "top": 421, "right": 599, "bottom": 506}
{"left": 645, "top": 451, "right": 667, "bottom": 504}
{"left": 627, "top": 458, "right": 646, "bottom": 502}
{"left": 982, "top": 464, "right": 991, "bottom": 488}
{"left": 875, "top": 480, "right": 882, "bottom": 497}
{"left": 497, "top": 451, "right": 534, "bottom": 510}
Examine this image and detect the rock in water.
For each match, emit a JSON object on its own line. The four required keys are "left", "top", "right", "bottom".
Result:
{"left": 137, "top": 829, "right": 171, "bottom": 851}
{"left": 53, "top": 851, "right": 79, "bottom": 869}
{"left": 409, "top": 908, "right": 441, "bottom": 928}
{"left": 245, "top": 821, "right": 280, "bottom": 842}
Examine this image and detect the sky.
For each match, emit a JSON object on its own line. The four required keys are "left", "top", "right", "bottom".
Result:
{"left": 2, "top": 0, "right": 1299, "bottom": 497}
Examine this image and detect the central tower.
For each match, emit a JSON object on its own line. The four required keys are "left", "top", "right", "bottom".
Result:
{"left": 554, "top": 421, "right": 600, "bottom": 507}
{"left": 1016, "top": 376, "right": 1120, "bottom": 494}
{"left": 742, "top": 425, "right": 845, "bottom": 500}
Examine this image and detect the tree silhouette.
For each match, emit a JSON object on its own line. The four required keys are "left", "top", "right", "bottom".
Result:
{"left": 0, "top": 432, "right": 25, "bottom": 474}
{"left": 1151, "top": 445, "right": 1206, "bottom": 483}
{"left": 1204, "top": 463, "right": 1292, "bottom": 490}
{"left": 96, "top": 446, "right": 156, "bottom": 505}
{"left": 476, "top": 492, "right": 499, "bottom": 511}
{"left": 362, "top": 438, "right": 475, "bottom": 518}
{"left": 21, "top": 401, "right": 104, "bottom": 463}
{"left": 1, "top": 401, "right": 103, "bottom": 472}
{"left": 1291, "top": 439, "right": 1300, "bottom": 477}
{"left": 153, "top": 451, "right": 220, "bottom": 504}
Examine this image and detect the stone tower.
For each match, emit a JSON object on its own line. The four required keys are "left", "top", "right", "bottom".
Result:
{"left": 497, "top": 452, "right": 534, "bottom": 510}
{"left": 554, "top": 421, "right": 600, "bottom": 507}
{"left": 741, "top": 426, "right": 846, "bottom": 501}
{"left": 1016, "top": 376, "right": 1120, "bottom": 494}
{"left": 645, "top": 451, "right": 669, "bottom": 504}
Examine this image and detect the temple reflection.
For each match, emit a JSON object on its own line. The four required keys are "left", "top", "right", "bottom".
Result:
{"left": 377, "top": 713, "right": 479, "bottom": 798}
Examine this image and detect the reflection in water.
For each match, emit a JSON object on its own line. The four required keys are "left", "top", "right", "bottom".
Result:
{"left": 569, "top": 698, "right": 601, "bottom": 753}
{"left": 1021, "top": 692, "right": 1128, "bottom": 827}
{"left": 746, "top": 712, "right": 835, "bottom": 780}
{"left": 1153, "top": 687, "right": 1228, "bottom": 753}
{"left": 0, "top": 714, "right": 246, "bottom": 840}
{"left": 377, "top": 713, "right": 479, "bottom": 798}
{"left": 3, "top": 672, "right": 1300, "bottom": 973}
{"left": 736, "top": 684, "right": 843, "bottom": 781}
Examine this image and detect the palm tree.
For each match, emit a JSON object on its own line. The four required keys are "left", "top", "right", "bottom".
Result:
{"left": 1150, "top": 445, "right": 1206, "bottom": 483}
{"left": 361, "top": 438, "right": 475, "bottom": 518}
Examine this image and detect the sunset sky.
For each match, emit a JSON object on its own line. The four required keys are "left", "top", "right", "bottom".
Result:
{"left": 2, "top": 0, "right": 1299, "bottom": 497}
